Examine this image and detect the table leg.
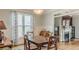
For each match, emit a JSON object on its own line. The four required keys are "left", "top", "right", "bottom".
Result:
{"left": 54, "top": 43, "right": 57, "bottom": 50}
{"left": 37, "top": 44, "right": 41, "bottom": 50}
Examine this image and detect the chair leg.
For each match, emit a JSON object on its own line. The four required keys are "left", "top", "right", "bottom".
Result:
{"left": 48, "top": 42, "right": 51, "bottom": 50}
{"left": 28, "top": 42, "right": 30, "bottom": 50}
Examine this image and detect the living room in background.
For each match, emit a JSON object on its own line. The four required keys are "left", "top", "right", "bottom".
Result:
{"left": 11, "top": 11, "right": 33, "bottom": 45}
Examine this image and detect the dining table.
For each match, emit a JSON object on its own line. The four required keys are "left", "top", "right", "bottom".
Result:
{"left": 27, "top": 36, "right": 57, "bottom": 50}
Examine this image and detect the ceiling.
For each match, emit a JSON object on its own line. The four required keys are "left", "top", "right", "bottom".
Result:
{"left": 44, "top": 9, "right": 79, "bottom": 17}
{"left": 1, "top": 9, "right": 79, "bottom": 17}
{"left": 31, "top": 9, "right": 79, "bottom": 17}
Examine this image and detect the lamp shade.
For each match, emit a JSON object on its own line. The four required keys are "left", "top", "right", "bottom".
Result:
{"left": 0, "top": 21, "right": 6, "bottom": 30}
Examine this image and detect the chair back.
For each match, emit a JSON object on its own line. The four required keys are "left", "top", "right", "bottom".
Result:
{"left": 24, "top": 34, "right": 38, "bottom": 50}
{"left": 24, "top": 35, "right": 29, "bottom": 50}
{"left": 48, "top": 36, "right": 57, "bottom": 50}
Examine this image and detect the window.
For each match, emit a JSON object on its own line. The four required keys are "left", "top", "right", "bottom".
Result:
{"left": 24, "top": 15, "right": 31, "bottom": 25}
{"left": 17, "top": 13, "right": 23, "bottom": 39}
{"left": 12, "top": 12, "right": 33, "bottom": 42}
{"left": 24, "top": 14, "right": 33, "bottom": 34}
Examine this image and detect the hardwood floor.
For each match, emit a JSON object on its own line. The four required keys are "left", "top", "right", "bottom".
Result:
{"left": 1, "top": 39, "right": 79, "bottom": 50}
{"left": 58, "top": 41, "right": 79, "bottom": 50}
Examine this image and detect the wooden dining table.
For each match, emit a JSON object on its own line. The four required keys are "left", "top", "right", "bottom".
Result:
{"left": 27, "top": 36, "right": 57, "bottom": 50}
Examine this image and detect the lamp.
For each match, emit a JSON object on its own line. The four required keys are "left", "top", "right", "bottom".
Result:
{"left": 0, "top": 21, "right": 6, "bottom": 30}
{"left": 33, "top": 9, "right": 44, "bottom": 15}
{"left": 0, "top": 21, "right": 6, "bottom": 43}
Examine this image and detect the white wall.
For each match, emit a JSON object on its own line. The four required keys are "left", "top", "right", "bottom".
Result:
{"left": 43, "top": 13, "right": 54, "bottom": 34}
{"left": 33, "top": 14, "right": 44, "bottom": 36}
{"left": 72, "top": 15, "right": 79, "bottom": 38}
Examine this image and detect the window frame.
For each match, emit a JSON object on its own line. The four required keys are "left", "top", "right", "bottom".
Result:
{"left": 12, "top": 11, "right": 34, "bottom": 42}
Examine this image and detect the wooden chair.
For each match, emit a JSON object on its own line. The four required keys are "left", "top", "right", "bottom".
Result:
{"left": 24, "top": 35, "right": 38, "bottom": 50}
{"left": 47, "top": 36, "right": 58, "bottom": 50}
{"left": 24, "top": 35, "right": 28, "bottom": 50}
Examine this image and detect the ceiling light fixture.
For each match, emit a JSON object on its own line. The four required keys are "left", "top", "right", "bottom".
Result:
{"left": 33, "top": 9, "right": 44, "bottom": 15}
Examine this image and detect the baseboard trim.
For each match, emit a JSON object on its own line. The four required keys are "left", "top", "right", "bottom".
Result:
{"left": 72, "top": 38, "right": 79, "bottom": 41}
{"left": 75, "top": 38, "right": 79, "bottom": 39}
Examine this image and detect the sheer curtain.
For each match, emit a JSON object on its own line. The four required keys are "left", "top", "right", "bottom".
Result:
{"left": 12, "top": 11, "right": 33, "bottom": 44}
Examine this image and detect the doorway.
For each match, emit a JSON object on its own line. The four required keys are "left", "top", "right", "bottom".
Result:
{"left": 54, "top": 17, "right": 61, "bottom": 41}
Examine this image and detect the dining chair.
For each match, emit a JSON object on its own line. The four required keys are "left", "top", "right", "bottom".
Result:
{"left": 47, "top": 36, "right": 58, "bottom": 50}
{"left": 24, "top": 35, "right": 38, "bottom": 50}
